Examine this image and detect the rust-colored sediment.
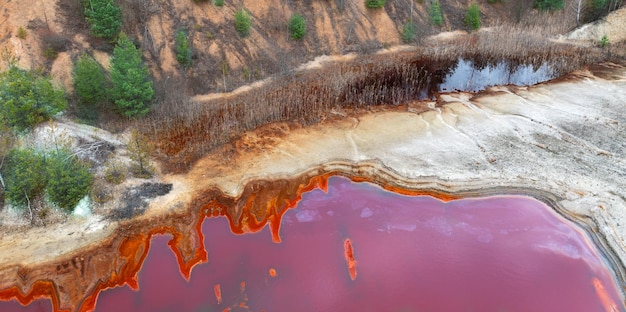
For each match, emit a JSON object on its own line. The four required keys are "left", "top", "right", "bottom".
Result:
{"left": 593, "top": 277, "right": 619, "bottom": 312}
{"left": 214, "top": 284, "right": 222, "bottom": 304}
{"left": 0, "top": 171, "right": 461, "bottom": 312}
{"left": 344, "top": 238, "right": 357, "bottom": 281}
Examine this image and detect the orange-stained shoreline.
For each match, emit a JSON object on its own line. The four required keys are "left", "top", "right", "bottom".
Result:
{"left": 0, "top": 170, "right": 621, "bottom": 311}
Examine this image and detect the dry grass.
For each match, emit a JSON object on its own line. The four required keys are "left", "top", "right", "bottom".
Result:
{"left": 143, "top": 24, "right": 608, "bottom": 173}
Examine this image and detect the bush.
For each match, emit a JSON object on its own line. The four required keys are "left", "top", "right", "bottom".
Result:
{"left": 464, "top": 4, "right": 481, "bottom": 31}
{"left": 234, "top": 9, "right": 252, "bottom": 37}
{"left": 487, "top": 0, "right": 502, "bottom": 3}
{"left": 46, "top": 151, "right": 93, "bottom": 212}
{"left": 289, "top": 14, "right": 307, "bottom": 40}
{"left": 429, "top": 1, "right": 444, "bottom": 26}
{"left": 104, "top": 158, "right": 126, "bottom": 184}
{"left": 84, "top": 0, "right": 122, "bottom": 39}
{"left": 401, "top": 22, "right": 416, "bottom": 43}
{"left": 110, "top": 33, "right": 154, "bottom": 118}
{"left": 0, "top": 66, "right": 67, "bottom": 132}
{"left": 533, "top": 0, "right": 564, "bottom": 11}
{"left": 175, "top": 30, "right": 192, "bottom": 68}
{"left": 74, "top": 53, "right": 107, "bottom": 108}
{"left": 2, "top": 149, "right": 47, "bottom": 207}
{"left": 365, "top": 0, "right": 386, "bottom": 8}
{"left": 214, "top": 0, "right": 224, "bottom": 6}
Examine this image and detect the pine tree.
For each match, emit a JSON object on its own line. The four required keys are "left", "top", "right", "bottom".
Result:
{"left": 74, "top": 53, "right": 106, "bottom": 106}
{"left": 110, "top": 33, "right": 154, "bottom": 118}
{"left": 84, "top": 0, "right": 121, "bottom": 39}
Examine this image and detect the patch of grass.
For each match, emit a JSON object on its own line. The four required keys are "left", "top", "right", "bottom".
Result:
{"left": 104, "top": 159, "right": 127, "bottom": 184}
{"left": 599, "top": 35, "right": 609, "bottom": 48}
{"left": 533, "top": 0, "right": 564, "bottom": 11}
{"left": 43, "top": 48, "right": 58, "bottom": 59}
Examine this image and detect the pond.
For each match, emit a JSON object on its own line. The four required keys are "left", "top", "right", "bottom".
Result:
{"left": 89, "top": 177, "right": 625, "bottom": 311}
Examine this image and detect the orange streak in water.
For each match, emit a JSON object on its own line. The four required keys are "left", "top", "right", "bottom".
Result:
{"left": 593, "top": 277, "right": 618, "bottom": 312}
{"left": 344, "top": 238, "right": 357, "bottom": 281}
{"left": 214, "top": 284, "right": 222, "bottom": 304}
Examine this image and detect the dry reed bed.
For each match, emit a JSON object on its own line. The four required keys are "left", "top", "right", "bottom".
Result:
{"left": 146, "top": 30, "right": 606, "bottom": 173}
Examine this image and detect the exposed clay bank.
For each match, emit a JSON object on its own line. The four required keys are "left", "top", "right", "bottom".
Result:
{"left": 0, "top": 65, "right": 625, "bottom": 311}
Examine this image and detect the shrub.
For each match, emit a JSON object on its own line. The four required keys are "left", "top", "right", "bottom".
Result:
{"left": 464, "top": 4, "right": 481, "bottom": 31}
{"left": 234, "top": 9, "right": 252, "bottom": 37}
{"left": 74, "top": 53, "right": 107, "bottom": 107}
{"left": 365, "top": 0, "right": 386, "bottom": 8}
{"left": 401, "top": 22, "right": 416, "bottom": 43}
{"left": 2, "top": 149, "right": 47, "bottom": 207}
{"left": 429, "top": 1, "right": 444, "bottom": 26}
{"left": 16, "top": 27, "right": 27, "bottom": 39}
{"left": 84, "top": 0, "right": 122, "bottom": 39}
{"left": 110, "top": 33, "right": 154, "bottom": 118}
{"left": 43, "top": 48, "right": 58, "bottom": 60}
{"left": 487, "top": 0, "right": 502, "bottom": 3}
{"left": 289, "top": 14, "right": 307, "bottom": 40}
{"left": 533, "top": 0, "right": 564, "bottom": 11}
{"left": 214, "top": 0, "right": 224, "bottom": 6}
{"left": 0, "top": 66, "right": 67, "bottom": 132}
{"left": 46, "top": 150, "right": 93, "bottom": 212}
{"left": 175, "top": 30, "right": 192, "bottom": 68}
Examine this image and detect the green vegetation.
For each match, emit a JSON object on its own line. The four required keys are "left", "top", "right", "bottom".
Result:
{"left": 110, "top": 33, "right": 154, "bottom": 118}
{"left": 289, "top": 14, "right": 307, "bottom": 40}
{"left": 104, "top": 158, "right": 126, "bottom": 184}
{"left": 599, "top": 35, "right": 609, "bottom": 47}
{"left": 16, "top": 27, "right": 27, "bottom": 39}
{"left": 1, "top": 148, "right": 92, "bottom": 212}
{"left": 234, "top": 9, "right": 252, "bottom": 37}
{"left": 214, "top": 0, "right": 224, "bottom": 6}
{"left": 1, "top": 149, "right": 47, "bottom": 207}
{"left": 429, "top": 1, "right": 444, "bottom": 26}
{"left": 365, "top": 0, "right": 386, "bottom": 8}
{"left": 74, "top": 53, "right": 107, "bottom": 107}
{"left": 401, "top": 22, "right": 416, "bottom": 43}
{"left": 487, "top": 0, "right": 502, "bottom": 3}
{"left": 175, "top": 30, "right": 192, "bottom": 68}
{"left": 533, "top": 0, "right": 564, "bottom": 11}
{"left": 0, "top": 66, "right": 67, "bottom": 132}
{"left": 84, "top": 0, "right": 122, "bottom": 39}
{"left": 464, "top": 4, "right": 481, "bottom": 31}
{"left": 46, "top": 150, "right": 93, "bottom": 212}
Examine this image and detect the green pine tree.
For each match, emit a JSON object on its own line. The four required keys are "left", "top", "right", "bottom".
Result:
{"left": 84, "top": 0, "right": 122, "bottom": 39}
{"left": 74, "top": 53, "right": 106, "bottom": 107}
{"left": 110, "top": 33, "right": 154, "bottom": 118}
{"left": 2, "top": 148, "right": 47, "bottom": 207}
{"left": 46, "top": 150, "right": 93, "bottom": 212}
{"left": 464, "top": 4, "right": 481, "bottom": 31}
{"left": 0, "top": 66, "right": 66, "bottom": 132}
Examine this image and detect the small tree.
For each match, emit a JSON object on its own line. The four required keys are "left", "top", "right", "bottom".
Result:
{"left": 365, "top": 0, "right": 386, "bottom": 8}
{"left": 234, "top": 9, "right": 252, "bottom": 37}
{"left": 0, "top": 66, "right": 67, "bottom": 132}
{"left": 429, "top": 1, "right": 444, "bottom": 26}
{"left": 84, "top": 0, "right": 122, "bottom": 39}
{"left": 533, "top": 0, "right": 565, "bottom": 11}
{"left": 175, "top": 30, "right": 192, "bottom": 68}
{"left": 127, "top": 129, "right": 154, "bottom": 178}
{"left": 2, "top": 149, "right": 47, "bottom": 207}
{"left": 289, "top": 14, "right": 307, "bottom": 40}
{"left": 46, "top": 150, "right": 93, "bottom": 212}
{"left": 464, "top": 4, "right": 481, "bottom": 31}
{"left": 74, "top": 53, "right": 107, "bottom": 107}
{"left": 110, "top": 33, "right": 154, "bottom": 118}
{"left": 401, "top": 22, "right": 416, "bottom": 43}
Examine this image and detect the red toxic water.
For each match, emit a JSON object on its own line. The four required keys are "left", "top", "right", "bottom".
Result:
{"left": 4, "top": 176, "right": 625, "bottom": 311}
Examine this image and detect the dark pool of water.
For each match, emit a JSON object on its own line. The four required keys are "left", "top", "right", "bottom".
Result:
{"left": 3, "top": 176, "right": 624, "bottom": 311}
{"left": 439, "top": 58, "right": 555, "bottom": 93}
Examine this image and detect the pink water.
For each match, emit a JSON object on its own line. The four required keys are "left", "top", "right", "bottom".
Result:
{"left": 4, "top": 176, "right": 624, "bottom": 311}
